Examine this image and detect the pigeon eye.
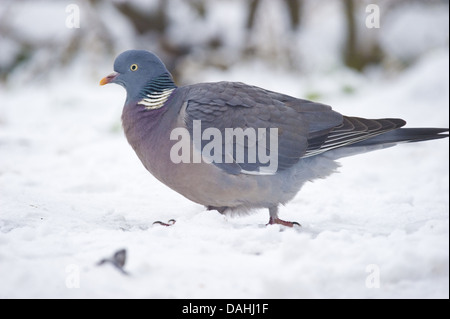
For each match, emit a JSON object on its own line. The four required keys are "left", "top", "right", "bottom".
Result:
{"left": 130, "top": 64, "right": 138, "bottom": 71}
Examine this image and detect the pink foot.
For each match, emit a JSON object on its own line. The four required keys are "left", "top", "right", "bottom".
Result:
{"left": 267, "top": 217, "right": 301, "bottom": 227}
{"left": 153, "top": 219, "right": 176, "bottom": 227}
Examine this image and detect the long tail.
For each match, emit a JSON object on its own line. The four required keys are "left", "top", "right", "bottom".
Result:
{"left": 350, "top": 127, "right": 449, "bottom": 147}
{"left": 306, "top": 116, "right": 448, "bottom": 159}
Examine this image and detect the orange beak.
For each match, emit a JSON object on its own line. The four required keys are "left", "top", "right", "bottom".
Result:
{"left": 99, "top": 72, "right": 118, "bottom": 85}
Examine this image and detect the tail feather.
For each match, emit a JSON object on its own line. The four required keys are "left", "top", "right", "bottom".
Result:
{"left": 350, "top": 128, "right": 449, "bottom": 147}
{"left": 304, "top": 116, "right": 448, "bottom": 159}
{"left": 304, "top": 117, "right": 407, "bottom": 157}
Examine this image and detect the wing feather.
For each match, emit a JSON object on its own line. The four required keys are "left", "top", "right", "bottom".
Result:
{"left": 183, "top": 82, "right": 342, "bottom": 175}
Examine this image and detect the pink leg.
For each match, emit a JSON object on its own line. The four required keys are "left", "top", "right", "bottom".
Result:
{"left": 267, "top": 206, "right": 301, "bottom": 227}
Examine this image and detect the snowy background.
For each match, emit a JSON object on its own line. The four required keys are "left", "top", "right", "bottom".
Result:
{"left": 0, "top": 0, "right": 448, "bottom": 299}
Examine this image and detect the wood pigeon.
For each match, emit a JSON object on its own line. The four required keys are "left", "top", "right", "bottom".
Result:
{"left": 100, "top": 50, "right": 448, "bottom": 227}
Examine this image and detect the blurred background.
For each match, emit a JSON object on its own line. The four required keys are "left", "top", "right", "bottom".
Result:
{"left": 0, "top": 0, "right": 448, "bottom": 86}
{"left": 0, "top": 0, "right": 449, "bottom": 299}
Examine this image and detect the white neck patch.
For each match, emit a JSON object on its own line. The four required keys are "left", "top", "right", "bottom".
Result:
{"left": 137, "top": 88, "right": 175, "bottom": 110}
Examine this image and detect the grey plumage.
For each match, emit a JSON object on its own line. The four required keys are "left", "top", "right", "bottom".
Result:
{"left": 101, "top": 50, "right": 448, "bottom": 227}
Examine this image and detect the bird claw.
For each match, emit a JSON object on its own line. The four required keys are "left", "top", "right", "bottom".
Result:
{"left": 153, "top": 219, "right": 176, "bottom": 227}
{"left": 267, "top": 217, "right": 301, "bottom": 228}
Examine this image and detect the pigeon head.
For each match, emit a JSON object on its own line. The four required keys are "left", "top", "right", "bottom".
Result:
{"left": 100, "top": 50, "right": 172, "bottom": 102}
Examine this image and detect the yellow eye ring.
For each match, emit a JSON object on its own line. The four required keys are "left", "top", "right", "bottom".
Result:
{"left": 130, "top": 64, "right": 138, "bottom": 71}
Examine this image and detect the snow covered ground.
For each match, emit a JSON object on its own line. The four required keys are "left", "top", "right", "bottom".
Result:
{"left": 0, "top": 46, "right": 448, "bottom": 299}
{"left": 0, "top": 0, "right": 449, "bottom": 299}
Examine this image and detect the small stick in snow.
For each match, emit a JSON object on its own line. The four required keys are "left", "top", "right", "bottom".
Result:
{"left": 97, "top": 249, "right": 129, "bottom": 275}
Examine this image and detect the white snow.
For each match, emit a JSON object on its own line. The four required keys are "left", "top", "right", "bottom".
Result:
{"left": 4, "top": 2, "right": 70, "bottom": 43}
{"left": 380, "top": 3, "right": 450, "bottom": 63}
{"left": 0, "top": 1, "right": 448, "bottom": 299}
